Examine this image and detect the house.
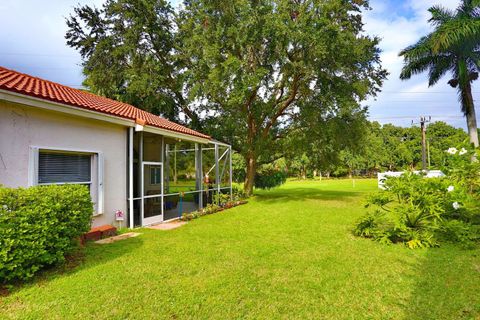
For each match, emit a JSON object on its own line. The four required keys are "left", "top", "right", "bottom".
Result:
{"left": 0, "top": 66, "right": 232, "bottom": 228}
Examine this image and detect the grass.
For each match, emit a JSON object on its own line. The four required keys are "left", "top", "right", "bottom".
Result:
{"left": 1, "top": 179, "right": 479, "bottom": 319}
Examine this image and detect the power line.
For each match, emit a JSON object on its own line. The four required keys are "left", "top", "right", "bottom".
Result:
{"left": 369, "top": 100, "right": 475, "bottom": 103}
{"left": 379, "top": 91, "right": 480, "bottom": 94}
{"left": 369, "top": 115, "right": 464, "bottom": 120}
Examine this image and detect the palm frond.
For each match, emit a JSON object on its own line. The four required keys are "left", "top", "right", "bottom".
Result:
{"left": 431, "top": 18, "right": 480, "bottom": 53}
{"left": 399, "top": 55, "right": 436, "bottom": 80}
{"left": 399, "top": 35, "right": 432, "bottom": 60}
{"left": 428, "top": 5, "right": 455, "bottom": 26}
{"left": 470, "top": 0, "right": 480, "bottom": 7}
{"left": 428, "top": 55, "right": 455, "bottom": 86}
{"left": 459, "top": 0, "right": 480, "bottom": 18}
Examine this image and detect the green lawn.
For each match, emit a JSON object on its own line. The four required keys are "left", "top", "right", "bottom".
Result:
{"left": 1, "top": 179, "right": 479, "bottom": 319}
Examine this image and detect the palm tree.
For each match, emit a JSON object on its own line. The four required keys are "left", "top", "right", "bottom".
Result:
{"left": 399, "top": 0, "right": 480, "bottom": 147}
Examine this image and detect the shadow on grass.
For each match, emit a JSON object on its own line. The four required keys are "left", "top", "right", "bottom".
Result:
{"left": 255, "top": 188, "right": 364, "bottom": 204}
{"left": 2, "top": 235, "right": 144, "bottom": 296}
{"left": 402, "top": 245, "right": 480, "bottom": 320}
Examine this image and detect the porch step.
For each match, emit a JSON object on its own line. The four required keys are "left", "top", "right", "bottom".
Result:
{"left": 82, "top": 224, "right": 117, "bottom": 243}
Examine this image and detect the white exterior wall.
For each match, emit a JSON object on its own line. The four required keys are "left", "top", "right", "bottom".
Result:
{"left": 0, "top": 100, "right": 127, "bottom": 228}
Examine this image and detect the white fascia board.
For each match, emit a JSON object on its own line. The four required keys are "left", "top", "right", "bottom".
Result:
{"left": 0, "top": 90, "right": 135, "bottom": 128}
{"left": 143, "top": 126, "right": 210, "bottom": 144}
{"left": 210, "top": 140, "right": 231, "bottom": 147}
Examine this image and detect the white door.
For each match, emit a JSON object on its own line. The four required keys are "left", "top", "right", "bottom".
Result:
{"left": 142, "top": 162, "right": 164, "bottom": 226}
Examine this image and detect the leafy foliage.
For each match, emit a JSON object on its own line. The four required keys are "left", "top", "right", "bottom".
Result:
{"left": 354, "top": 145, "right": 480, "bottom": 248}
{"left": 283, "top": 121, "right": 468, "bottom": 178}
{"left": 254, "top": 169, "right": 287, "bottom": 190}
{"left": 0, "top": 185, "right": 93, "bottom": 283}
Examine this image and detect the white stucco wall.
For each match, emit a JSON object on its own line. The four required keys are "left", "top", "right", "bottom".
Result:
{"left": 0, "top": 100, "right": 127, "bottom": 228}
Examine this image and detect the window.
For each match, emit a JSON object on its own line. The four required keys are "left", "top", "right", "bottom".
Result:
{"left": 30, "top": 148, "right": 104, "bottom": 215}
{"left": 38, "top": 152, "right": 92, "bottom": 185}
{"left": 150, "top": 167, "right": 161, "bottom": 185}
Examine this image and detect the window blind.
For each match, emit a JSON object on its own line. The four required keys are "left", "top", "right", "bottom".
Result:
{"left": 38, "top": 152, "right": 91, "bottom": 184}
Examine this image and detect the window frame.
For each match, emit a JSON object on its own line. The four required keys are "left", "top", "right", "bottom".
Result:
{"left": 29, "top": 146, "right": 104, "bottom": 216}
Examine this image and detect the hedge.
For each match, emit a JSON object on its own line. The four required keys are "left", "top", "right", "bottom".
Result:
{"left": 0, "top": 184, "right": 93, "bottom": 283}
{"left": 255, "top": 170, "right": 287, "bottom": 190}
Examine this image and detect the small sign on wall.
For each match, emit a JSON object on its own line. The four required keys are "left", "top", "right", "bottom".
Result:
{"left": 115, "top": 210, "right": 125, "bottom": 221}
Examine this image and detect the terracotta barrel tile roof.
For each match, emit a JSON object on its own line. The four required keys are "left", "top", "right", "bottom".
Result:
{"left": 0, "top": 66, "right": 210, "bottom": 140}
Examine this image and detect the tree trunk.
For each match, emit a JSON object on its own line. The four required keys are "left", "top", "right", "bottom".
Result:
{"left": 463, "top": 82, "right": 479, "bottom": 148}
{"left": 244, "top": 155, "right": 256, "bottom": 196}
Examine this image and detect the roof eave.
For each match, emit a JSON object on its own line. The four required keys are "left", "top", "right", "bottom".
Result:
{"left": 0, "top": 89, "right": 135, "bottom": 127}
{"left": 143, "top": 125, "right": 210, "bottom": 144}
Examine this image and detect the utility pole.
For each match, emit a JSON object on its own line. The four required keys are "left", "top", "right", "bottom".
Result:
{"left": 413, "top": 116, "right": 431, "bottom": 171}
{"left": 421, "top": 116, "right": 432, "bottom": 171}
{"left": 427, "top": 138, "right": 431, "bottom": 168}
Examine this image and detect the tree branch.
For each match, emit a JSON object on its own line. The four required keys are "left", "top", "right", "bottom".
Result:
{"left": 262, "top": 74, "right": 302, "bottom": 137}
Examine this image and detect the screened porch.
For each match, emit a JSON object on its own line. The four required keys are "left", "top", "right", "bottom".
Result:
{"left": 127, "top": 128, "right": 232, "bottom": 227}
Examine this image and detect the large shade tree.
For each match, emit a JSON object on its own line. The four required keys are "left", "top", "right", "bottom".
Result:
{"left": 399, "top": 0, "right": 480, "bottom": 147}
{"left": 65, "top": 0, "right": 200, "bottom": 126}
{"left": 66, "top": 0, "right": 386, "bottom": 195}
{"left": 177, "top": 0, "right": 386, "bottom": 194}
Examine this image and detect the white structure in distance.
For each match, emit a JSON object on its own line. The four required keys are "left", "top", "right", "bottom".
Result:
{"left": 377, "top": 170, "right": 445, "bottom": 189}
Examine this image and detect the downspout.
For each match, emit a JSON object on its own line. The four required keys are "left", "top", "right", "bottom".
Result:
{"left": 128, "top": 127, "right": 134, "bottom": 229}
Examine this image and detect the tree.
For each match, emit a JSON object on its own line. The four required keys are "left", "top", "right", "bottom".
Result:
{"left": 177, "top": 0, "right": 386, "bottom": 195}
{"left": 65, "top": 0, "right": 200, "bottom": 127}
{"left": 66, "top": 0, "right": 386, "bottom": 195}
{"left": 427, "top": 121, "right": 467, "bottom": 166}
{"left": 399, "top": 0, "right": 480, "bottom": 147}
{"left": 290, "top": 102, "right": 372, "bottom": 177}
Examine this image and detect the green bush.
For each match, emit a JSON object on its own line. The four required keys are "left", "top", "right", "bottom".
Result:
{"left": 213, "top": 193, "right": 230, "bottom": 206}
{"left": 0, "top": 184, "right": 93, "bottom": 283}
{"left": 231, "top": 185, "right": 248, "bottom": 201}
{"left": 354, "top": 145, "right": 480, "bottom": 248}
{"left": 254, "top": 169, "right": 287, "bottom": 190}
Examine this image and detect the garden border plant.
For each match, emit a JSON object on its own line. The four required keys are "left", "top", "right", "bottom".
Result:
{"left": 181, "top": 187, "right": 248, "bottom": 221}
{"left": 354, "top": 144, "right": 480, "bottom": 249}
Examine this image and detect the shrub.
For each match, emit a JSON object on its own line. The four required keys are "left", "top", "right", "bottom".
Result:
{"left": 436, "top": 220, "right": 480, "bottom": 245}
{"left": 232, "top": 185, "right": 248, "bottom": 200}
{"left": 353, "top": 210, "right": 392, "bottom": 239}
{"left": 213, "top": 193, "right": 230, "bottom": 206}
{"left": 254, "top": 169, "right": 287, "bottom": 190}
{"left": 203, "top": 203, "right": 221, "bottom": 215}
{"left": 0, "top": 184, "right": 93, "bottom": 282}
{"left": 354, "top": 145, "right": 480, "bottom": 248}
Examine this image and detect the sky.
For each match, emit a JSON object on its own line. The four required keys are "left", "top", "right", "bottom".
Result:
{"left": 0, "top": 0, "right": 477, "bottom": 130}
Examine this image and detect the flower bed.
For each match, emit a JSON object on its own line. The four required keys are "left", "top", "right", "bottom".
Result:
{"left": 181, "top": 200, "right": 248, "bottom": 221}
{"left": 354, "top": 145, "right": 480, "bottom": 248}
